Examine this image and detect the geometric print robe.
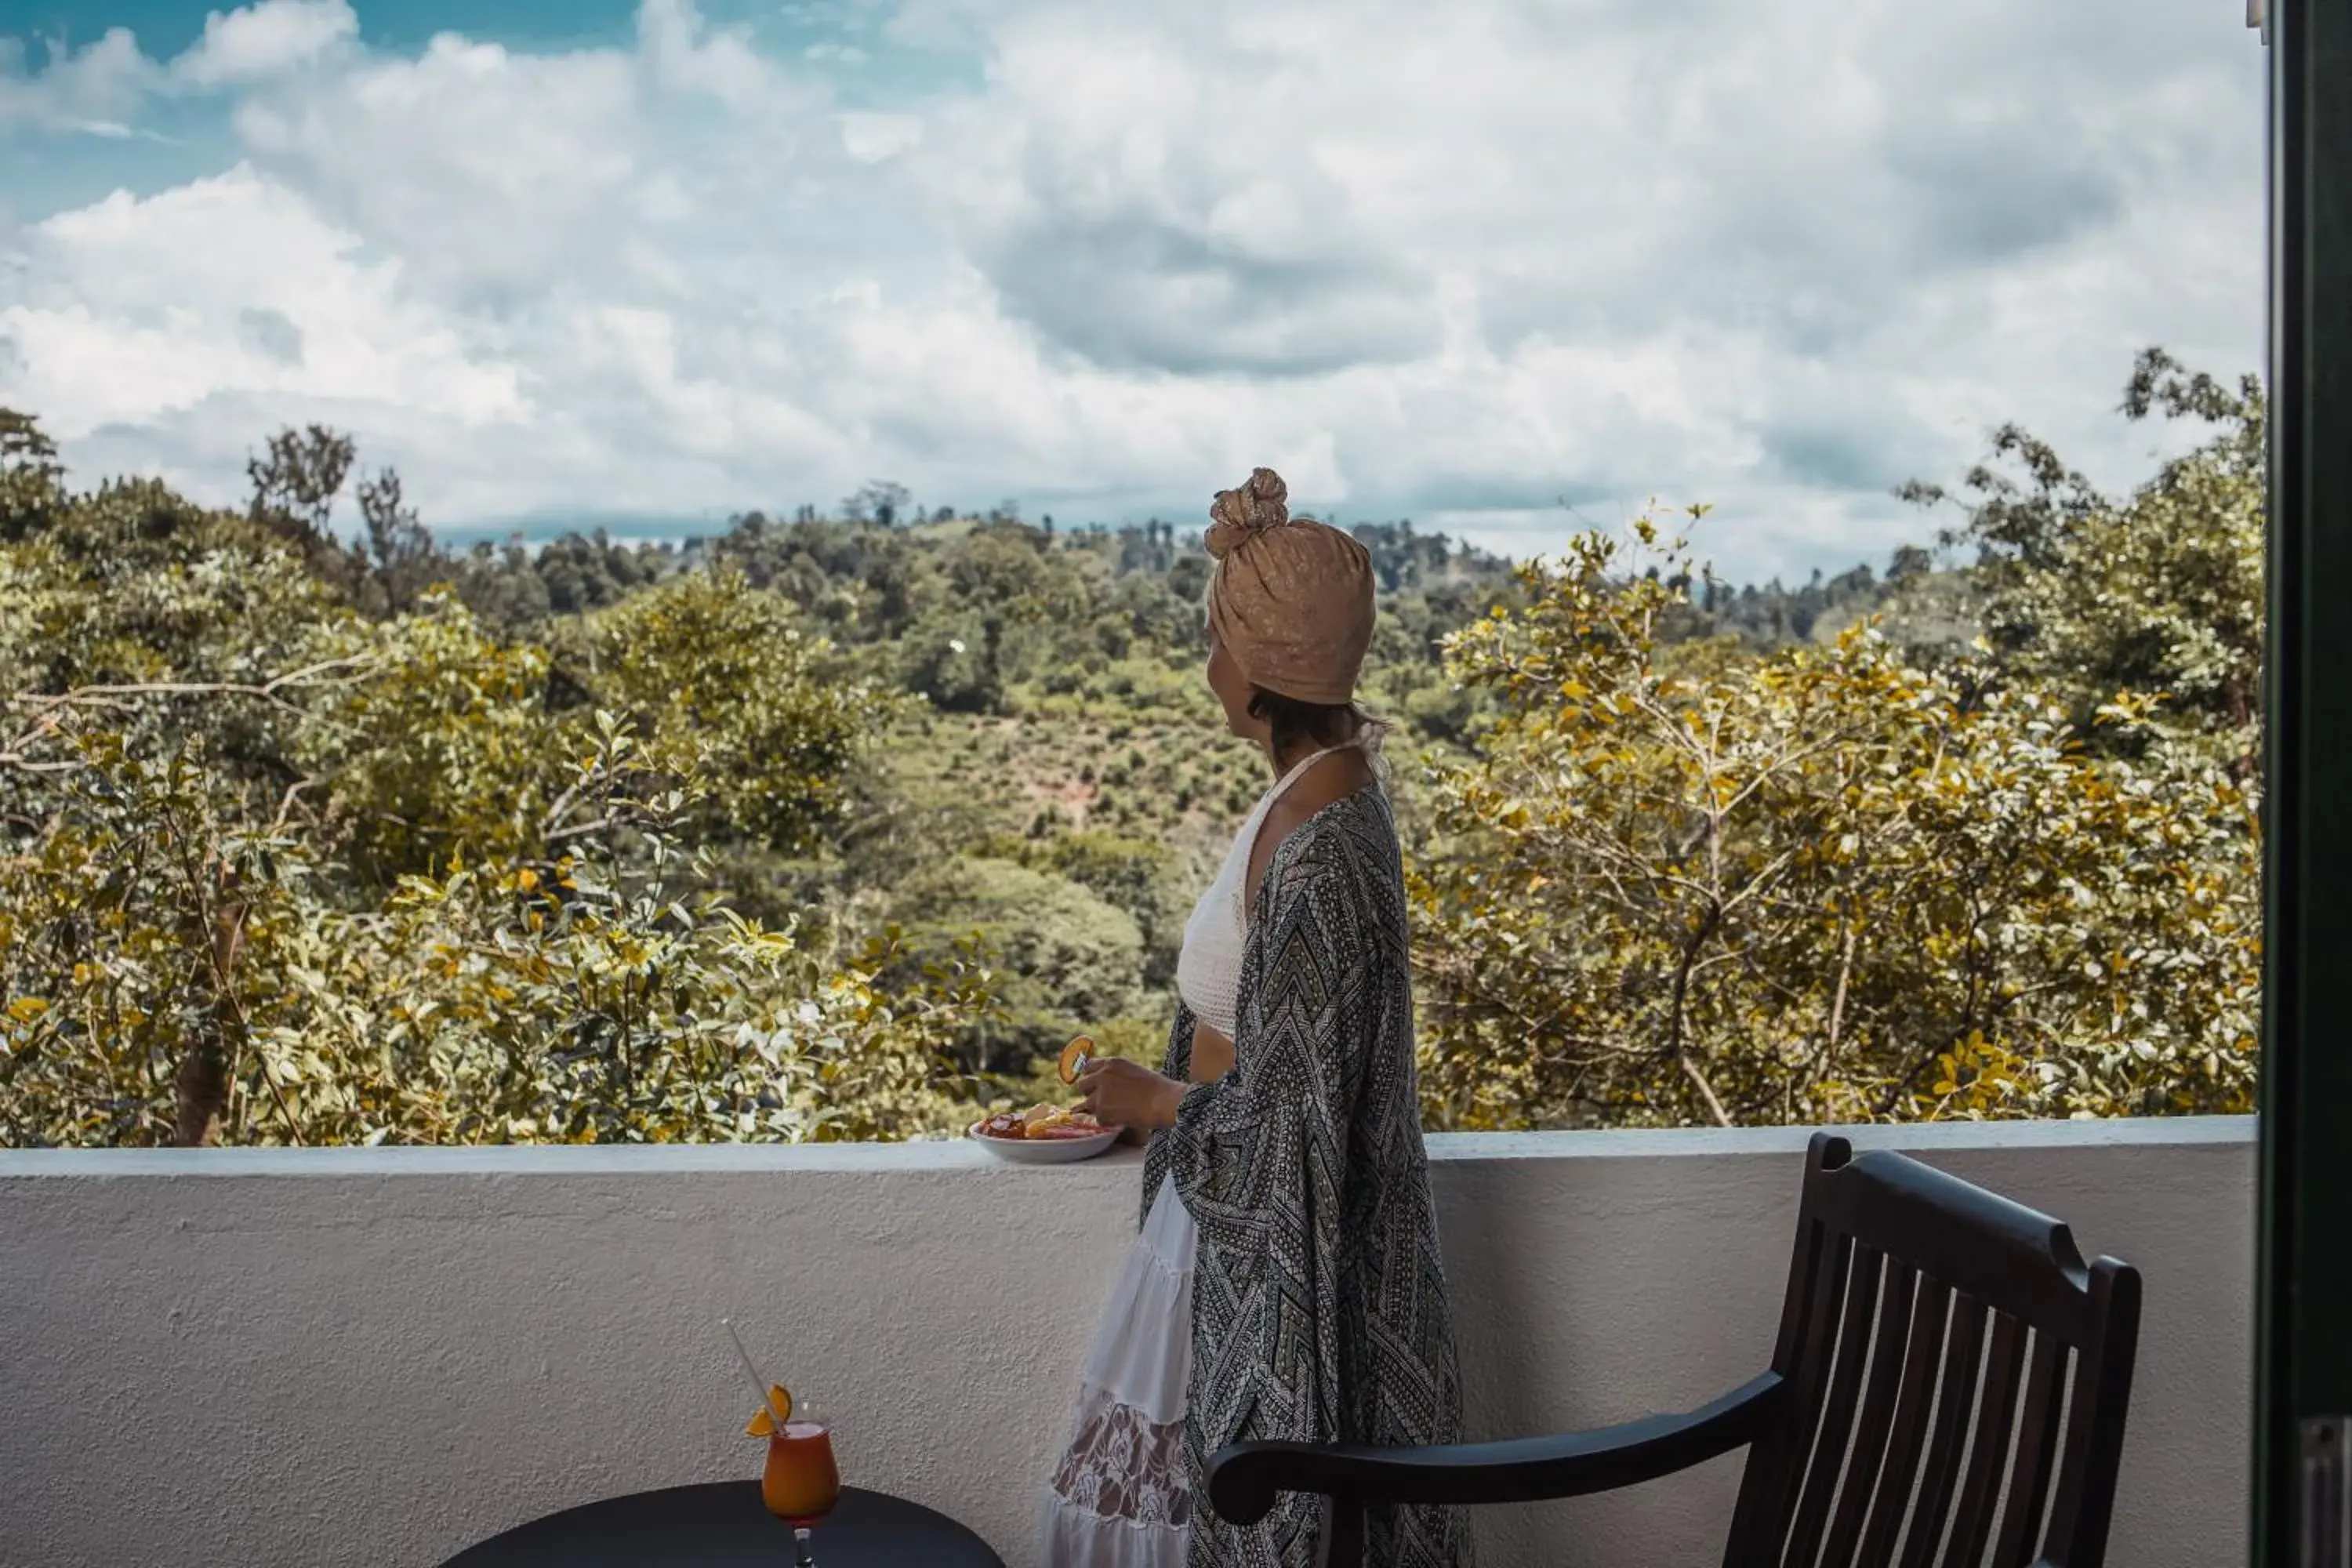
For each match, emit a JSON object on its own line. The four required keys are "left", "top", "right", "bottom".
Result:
{"left": 1144, "top": 786, "right": 1476, "bottom": 1568}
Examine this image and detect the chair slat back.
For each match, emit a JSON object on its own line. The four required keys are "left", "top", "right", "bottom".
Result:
{"left": 1724, "top": 1134, "right": 2141, "bottom": 1568}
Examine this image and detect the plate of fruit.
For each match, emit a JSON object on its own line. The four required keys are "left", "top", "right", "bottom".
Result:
{"left": 969, "top": 1103, "right": 1121, "bottom": 1163}
{"left": 969, "top": 1037, "right": 1122, "bottom": 1162}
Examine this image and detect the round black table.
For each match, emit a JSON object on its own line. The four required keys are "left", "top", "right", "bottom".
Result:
{"left": 438, "top": 1482, "right": 1007, "bottom": 1566}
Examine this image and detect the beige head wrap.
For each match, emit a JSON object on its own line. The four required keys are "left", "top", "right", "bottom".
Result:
{"left": 1203, "top": 467, "right": 1375, "bottom": 706}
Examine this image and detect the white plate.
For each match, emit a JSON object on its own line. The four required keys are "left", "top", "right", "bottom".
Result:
{"left": 967, "top": 1121, "right": 1123, "bottom": 1163}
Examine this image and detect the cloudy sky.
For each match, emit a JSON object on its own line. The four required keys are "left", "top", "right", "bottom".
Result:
{"left": 1, "top": 0, "right": 2265, "bottom": 580}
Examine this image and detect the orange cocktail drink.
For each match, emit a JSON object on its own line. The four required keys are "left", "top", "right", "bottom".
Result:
{"left": 737, "top": 1360, "right": 840, "bottom": 1566}
{"left": 761, "top": 1417, "right": 841, "bottom": 1527}
{"left": 726, "top": 1319, "right": 841, "bottom": 1566}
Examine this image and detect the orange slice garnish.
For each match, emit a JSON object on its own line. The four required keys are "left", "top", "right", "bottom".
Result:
{"left": 1058, "top": 1035, "right": 1094, "bottom": 1084}
{"left": 744, "top": 1382, "right": 793, "bottom": 1437}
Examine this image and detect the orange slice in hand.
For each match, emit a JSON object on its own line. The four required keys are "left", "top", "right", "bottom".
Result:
{"left": 1058, "top": 1035, "right": 1094, "bottom": 1085}
{"left": 744, "top": 1382, "right": 793, "bottom": 1438}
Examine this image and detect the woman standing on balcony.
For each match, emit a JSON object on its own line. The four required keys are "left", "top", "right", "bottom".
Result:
{"left": 1040, "top": 469, "right": 1473, "bottom": 1568}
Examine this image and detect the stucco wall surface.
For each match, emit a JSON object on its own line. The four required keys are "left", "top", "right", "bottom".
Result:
{"left": 0, "top": 1117, "right": 2252, "bottom": 1568}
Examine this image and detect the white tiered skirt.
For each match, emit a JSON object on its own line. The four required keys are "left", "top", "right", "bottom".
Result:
{"left": 1038, "top": 1172, "right": 1198, "bottom": 1568}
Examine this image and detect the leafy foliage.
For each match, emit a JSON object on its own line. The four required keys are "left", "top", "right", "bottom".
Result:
{"left": 0, "top": 443, "right": 991, "bottom": 1147}
{"left": 577, "top": 569, "right": 883, "bottom": 855}
{"left": 1906, "top": 347, "right": 2265, "bottom": 771}
{"left": 1411, "top": 514, "right": 2258, "bottom": 1131}
{"left": 1, "top": 347, "right": 2268, "bottom": 1144}
{"left": 888, "top": 855, "right": 1146, "bottom": 1069}
{"left": 0, "top": 695, "right": 998, "bottom": 1147}
{"left": 294, "top": 593, "right": 561, "bottom": 881}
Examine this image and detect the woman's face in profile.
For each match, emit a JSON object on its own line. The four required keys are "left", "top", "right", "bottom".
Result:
{"left": 1206, "top": 628, "right": 1260, "bottom": 742}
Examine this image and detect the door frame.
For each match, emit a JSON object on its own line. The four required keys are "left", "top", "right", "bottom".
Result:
{"left": 2257, "top": 0, "right": 2352, "bottom": 1561}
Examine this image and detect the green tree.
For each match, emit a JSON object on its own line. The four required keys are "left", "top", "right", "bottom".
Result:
{"left": 355, "top": 467, "right": 442, "bottom": 617}
{"left": 582, "top": 569, "right": 884, "bottom": 855}
{"left": 292, "top": 592, "right": 561, "bottom": 882}
{"left": 889, "top": 856, "right": 1145, "bottom": 1069}
{"left": 2, "top": 434, "right": 998, "bottom": 1149}
{"left": 1411, "top": 514, "right": 2259, "bottom": 1132}
{"left": 1, "top": 701, "right": 997, "bottom": 1147}
{"left": 0, "top": 408, "right": 67, "bottom": 538}
{"left": 1907, "top": 348, "right": 2265, "bottom": 771}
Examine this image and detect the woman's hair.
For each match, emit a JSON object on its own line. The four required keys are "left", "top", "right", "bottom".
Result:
{"left": 1247, "top": 687, "right": 1377, "bottom": 761}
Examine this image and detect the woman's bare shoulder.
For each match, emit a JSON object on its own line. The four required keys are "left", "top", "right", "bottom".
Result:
{"left": 1246, "top": 753, "right": 1379, "bottom": 915}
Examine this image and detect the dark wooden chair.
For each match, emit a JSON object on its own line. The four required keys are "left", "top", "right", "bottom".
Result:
{"left": 1208, "top": 1133, "right": 2142, "bottom": 1568}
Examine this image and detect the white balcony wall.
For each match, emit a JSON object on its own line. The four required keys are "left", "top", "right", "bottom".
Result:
{"left": 0, "top": 1117, "right": 2250, "bottom": 1568}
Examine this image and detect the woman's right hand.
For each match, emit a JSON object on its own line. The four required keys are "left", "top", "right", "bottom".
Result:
{"left": 1075, "top": 1057, "right": 1187, "bottom": 1131}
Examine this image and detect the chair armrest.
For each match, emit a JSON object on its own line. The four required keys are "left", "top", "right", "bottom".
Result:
{"left": 1207, "top": 1370, "right": 1784, "bottom": 1525}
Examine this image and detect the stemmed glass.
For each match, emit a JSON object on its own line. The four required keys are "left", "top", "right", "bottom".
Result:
{"left": 727, "top": 1320, "right": 842, "bottom": 1567}
{"left": 760, "top": 1398, "right": 841, "bottom": 1566}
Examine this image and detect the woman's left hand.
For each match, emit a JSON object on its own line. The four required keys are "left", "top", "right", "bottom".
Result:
{"left": 1075, "top": 1058, "right": 1186, "bottom": 1132}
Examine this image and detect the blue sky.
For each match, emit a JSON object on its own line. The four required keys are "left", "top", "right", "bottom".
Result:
{"left": 0, "top": 0, "right": 2267, "bottom": 579}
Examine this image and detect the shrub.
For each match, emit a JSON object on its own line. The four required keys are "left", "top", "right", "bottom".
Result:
{"left": 1412, "top": 516, "right": 2259, "bottom": 1131}
{"left": 884, "top": 856, "right": 1145, "bottom": 1069}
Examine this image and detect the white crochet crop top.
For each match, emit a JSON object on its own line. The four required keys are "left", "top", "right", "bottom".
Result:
{"left": 1174, "top": 741, "right": 1366, "bottom": 1040}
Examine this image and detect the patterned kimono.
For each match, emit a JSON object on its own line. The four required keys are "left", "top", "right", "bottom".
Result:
{"left": 1142, "top": 787, "right": 1475, "bottom": 1568}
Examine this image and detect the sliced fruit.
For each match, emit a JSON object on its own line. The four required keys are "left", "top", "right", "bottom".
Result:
{"left": 1058, "top": 1035, "right": 1095, "bottom": 1085}
{"left": 744, "top": 1382, "right": 793, "bottom": 1437}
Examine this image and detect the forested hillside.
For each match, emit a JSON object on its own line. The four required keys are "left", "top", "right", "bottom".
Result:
{"left": 0, "top": 349, "right": 2262, "bottom": 1145}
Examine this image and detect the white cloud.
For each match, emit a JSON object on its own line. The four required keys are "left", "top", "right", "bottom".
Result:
{"left": 839, "top": 111, "right": 920, "bottom": 163}
{"left": 0, "top": 0, "right": 2268, "bottom": 580}
{"left": 224, "top": 36, "right": 650, "bottom": 300}
{"left": 634, "top": 0, "right": 790, "bottom": 112}
{"left": 1, "top": 166, "right": 523, "bottom": 435}
{"left": 174, "top": 1, "right": 358, "bottom": 89}
{"left": 0, "top": 28, "right": 158, "bottom": 134}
